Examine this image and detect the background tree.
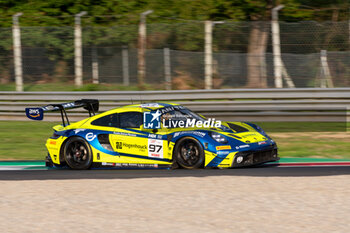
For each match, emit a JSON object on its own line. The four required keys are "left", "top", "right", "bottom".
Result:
{"left": 0, "top": 0, "right": 349, "bottom": 87}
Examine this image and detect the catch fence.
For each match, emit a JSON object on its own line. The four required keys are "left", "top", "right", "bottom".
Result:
{"left": 0, "top": 20, "right": 350, "bottom": 89}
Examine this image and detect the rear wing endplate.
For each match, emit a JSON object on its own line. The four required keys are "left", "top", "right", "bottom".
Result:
{"left": 25, "top": 99, "right": 99, "bottom": 126}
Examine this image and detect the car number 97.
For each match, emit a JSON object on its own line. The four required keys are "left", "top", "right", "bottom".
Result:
{"left": 149, "top": 144, "right": 162, "bottom": 153}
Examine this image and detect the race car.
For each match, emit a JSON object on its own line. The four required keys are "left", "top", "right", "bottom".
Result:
{"left": 25, "top": 100, "right": 279, "bottom": 169}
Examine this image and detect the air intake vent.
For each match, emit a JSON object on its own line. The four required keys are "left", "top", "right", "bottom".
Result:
{"left": 98, "top": 134, "right": 113, "bottom": 151}
{"left": 229, "top": 134, "right": 242, "bottom": 139}
{"left": 227, "top": 123, "right": 248, "bottom": 133}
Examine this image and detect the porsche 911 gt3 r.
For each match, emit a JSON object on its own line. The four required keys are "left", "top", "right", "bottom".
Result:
{"left": 25, "top": 100, "right": 279, "bottom": 169}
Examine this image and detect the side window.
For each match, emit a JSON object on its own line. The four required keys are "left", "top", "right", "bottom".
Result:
{"left": 91, "top": 113, "right": 119, "bottom": 127}
{"left": 119, "top": 112, "right": 143, "bottom": 128}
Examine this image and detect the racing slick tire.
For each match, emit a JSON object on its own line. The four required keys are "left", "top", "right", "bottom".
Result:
{"left": 63, "top": 137, "right": 93, "bottom": 170}
{"left": 174, "top": 137, "right": 205, "bottom": 169}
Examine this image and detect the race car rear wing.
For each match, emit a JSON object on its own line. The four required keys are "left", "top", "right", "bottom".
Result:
{"left": 25, "top": 99, "right": 99, "bottom": 126}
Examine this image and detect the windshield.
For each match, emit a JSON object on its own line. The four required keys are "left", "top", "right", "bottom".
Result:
{"left": 159, "top": 106, "right": 205, "bottom": 128}
{"left": 161, "top": 109, "right": 204, "bottom": 121}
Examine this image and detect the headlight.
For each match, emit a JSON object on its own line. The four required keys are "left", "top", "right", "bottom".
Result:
{"left": 253, "top": 124, "right": 268, "bottom": 137}
{"left": 210, "top": 132, "right": 227, "bottom": 144}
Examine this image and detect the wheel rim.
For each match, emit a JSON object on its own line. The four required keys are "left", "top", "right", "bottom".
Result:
{"left": 179, "top": 140, "right": 200, "bottom": 166}
{"left": 66, "top": 141, "right": 89, "bottom": 167}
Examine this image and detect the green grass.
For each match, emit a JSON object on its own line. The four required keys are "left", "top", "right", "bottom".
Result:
{"left": 0, "top": 121, "right": 349, "bottom": 160}
{"left": 255, "top": 121, "right": 348, "bottom": 132}
{"left": 269, "top": 133, "right": 350, "bottom": 159}
{"left": 258, "top": 121, "right": 350, "bottom": 159}
{"left": 0, "top": 121, "right": 56, "bottom": 160}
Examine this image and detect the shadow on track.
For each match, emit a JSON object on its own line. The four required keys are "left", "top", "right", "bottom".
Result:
{"left": 1, "top": 165, "right": 350, "bottom": 180}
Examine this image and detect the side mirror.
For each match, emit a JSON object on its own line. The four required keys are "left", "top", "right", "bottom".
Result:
{"left": 152, "top": 129, "right": 158, "bottom": 134}
{"left": 140, "top": 124, "right": 161, "bottom": 133}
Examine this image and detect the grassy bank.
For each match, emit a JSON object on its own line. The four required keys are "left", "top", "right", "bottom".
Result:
{"left": 0, "top": 121, "right": 349, "bottom": 160}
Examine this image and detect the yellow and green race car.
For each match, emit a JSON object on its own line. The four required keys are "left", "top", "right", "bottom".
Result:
{"left": 25, "top": 99, "right": 278, "bottom": 169}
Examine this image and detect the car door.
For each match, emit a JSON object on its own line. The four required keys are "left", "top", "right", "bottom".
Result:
{"left": 110, "top": 111, "right": 149, "bottom": 157}
{"left": 110, "top": 111, "right": 168, "bottom": 160}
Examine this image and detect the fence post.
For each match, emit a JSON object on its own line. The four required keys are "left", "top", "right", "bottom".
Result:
{"left": 122, "top": 46, "right": 130, "bottom": 86}
{"left": 137, "top": 10, "right": 153, "bottom": 89}
{"left": 74, "top": 11, "right": 87, "bottom": 88}
{"left": 349, "top": 7, "right": 350, "bottom": 46}
{"left": 12, "top": 13, "right": 23, "bottom": 92}
{"left": 164, "top": 48, "right": 171, "bottom": 90}
{"left": 204, "top": 20, "right": 213, "bottom": 90}
{"left": 272, "top": 5, "right": 284, "bottom": 88}
{"left": 320, "top": 50, "right": 334, "bottom": 88}
{"left": 91, "top": 46, "right": 99, "bottom": 84}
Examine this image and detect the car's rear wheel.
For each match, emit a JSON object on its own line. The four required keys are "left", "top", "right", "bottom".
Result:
{"left": 63, "top": 137, "right": 93, "bottom": 170}
{"left": 174, "top": 137, "right": 204, "bottom": 169}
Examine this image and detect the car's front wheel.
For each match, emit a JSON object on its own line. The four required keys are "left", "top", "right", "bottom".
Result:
{"left": 174, "top": 137, "right": 204, "bottom": 169}
{"left": 63, "top": 137, "right": 93, "bottom": 170}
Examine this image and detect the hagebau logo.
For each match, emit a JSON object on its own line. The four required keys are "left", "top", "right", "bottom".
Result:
{"left": 144, "top": 110, "right": 161, "bottom": 129}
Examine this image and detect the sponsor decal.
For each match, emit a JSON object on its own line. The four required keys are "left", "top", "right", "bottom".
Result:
{"left": 49, "top": 140, "right": 57, "bottom": 145}
{"left": 114, "top": 141, "right": 147, "bottom": 151}
{"left": 235, "top": 145, "right": 250, "bottom": 149}
{"left": 141, "top": 103, "right": 160, "bottom": 108}
{"left": 101, "top": 162, "right": 159, "bottom": 168}
{"left": 217, "top": 151, "right": 230, "bottom": 156}
{"left": 123, "top": 142, "right": 147, "bottom": 151}
{"left": 85, "top": 132, "right": 96, "bottom": 141}
{"left": 116, "top": 141, "right": 123, "bottom": 149}
{"left": 25, "top": 108, "right": 44, "bottom": 120}
{"left": 102, "top": 162, "right": 115, "bottom": 166}
{"left": 113, "top": 132, "right": 137, "bottom": 137}
{"left": 258, "top": 141, "right": 268, "bottom": 145}
{"left": 41, "top": 106, "right": 53, "bottom": 111}
{"left": 62, "top": 102, "right": 75, "bottom": 108}
{"left": 148, "top": 139, "right": 163, "bottom": 158}
{"left": 216, "top": 145, "right": 231, "bottom": 150}
{"left": 158, "top": 105, "right": 185, "bottom": 114}
{"left": 241, "top": 134, "right": 256, "bottom": 138}
{"left": 28, "top": 109, "right": 40, "bottom": 117}
{"left": 144, "top": 110, "right": 161, "bottom": 129}
{"left": 174, "top": 131, "right": 206, "bottom": 138}
{"left": 74, "top": 129, "right": 86, "bottom": 134}
{"left": 192, "top": 131, "right": 206, "bottom": 137}
{"left": 41, "top": 102, "right": 75, "bottom": 112}
{"left": 148, "top": 134, "right": 164, "bottom": 139}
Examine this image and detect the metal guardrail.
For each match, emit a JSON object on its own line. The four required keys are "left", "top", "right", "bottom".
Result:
{"left": 0, "top": 88, "right": 349, "bottom": 122}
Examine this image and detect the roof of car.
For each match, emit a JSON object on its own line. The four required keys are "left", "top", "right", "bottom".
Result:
{"left": 119, "top": 102, "right": 180, "bottom": 110}
{"left": 96, "top": 102, "right": 182, "bottom": 116}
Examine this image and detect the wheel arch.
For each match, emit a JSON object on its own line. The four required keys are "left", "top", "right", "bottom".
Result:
{"left": 172, "top": 134, "right": 206, "bottom": 149}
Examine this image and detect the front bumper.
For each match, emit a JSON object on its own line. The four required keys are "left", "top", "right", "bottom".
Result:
{"left": 231, "top": 148, "right": 279, "bottom": 167}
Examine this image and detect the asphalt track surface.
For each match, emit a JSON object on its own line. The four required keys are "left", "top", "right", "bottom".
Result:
{"left": 1, "top": 164, "right": 350, "bottom": 180}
